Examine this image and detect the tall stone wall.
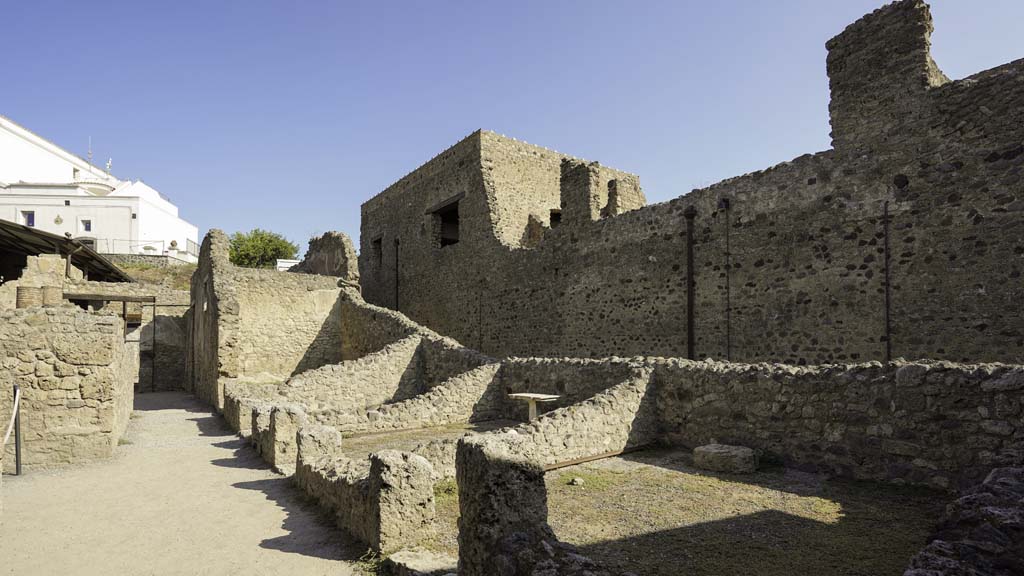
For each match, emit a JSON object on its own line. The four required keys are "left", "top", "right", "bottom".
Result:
{"left": 185, "top": 230, "right": 343, "bottom": 410}
{"left": 0, "top": 307, "right": 134, "bottom": 471}
{"left": 360, "top": 0, "right": 1024, "bottom": 365}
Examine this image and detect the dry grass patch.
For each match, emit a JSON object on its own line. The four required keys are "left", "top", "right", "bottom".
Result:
{"left": 419, "top": 448, "right": 944, "bottom": 575}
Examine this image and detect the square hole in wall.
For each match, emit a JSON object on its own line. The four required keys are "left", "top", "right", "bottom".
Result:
{"left": 434, "top": 201, "right": 459, "bottom": 247}
{"left": 550, "top": 209, "right": 562, "bottom": 228}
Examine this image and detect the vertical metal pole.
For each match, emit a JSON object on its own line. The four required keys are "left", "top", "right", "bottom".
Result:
{"left": 393, "top": 238, "right": 400, "bottom": 311}
{"left": 14, "top": 384, "right": 22, "bottom": 476}
{"left": 122, "top": 301, "right": 128, "bottom": 343}
{"left": 719, "top": 198, "right": 732, "bottom": 361}
{"left": 684, "top": 206, "right": 697, "bottom": 360}
{"left": 151, "top": 302, "right": 157, "bottom": 392}
{"left": 883, "top": 201, "right": 893, "bottom": 363}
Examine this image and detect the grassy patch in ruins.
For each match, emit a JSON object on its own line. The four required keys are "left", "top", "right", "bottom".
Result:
{"left": 546, "top": 449, "right": 943, "bottom": 576}
{"left": 419, "top": 448, "right": 944, "bottom": 574}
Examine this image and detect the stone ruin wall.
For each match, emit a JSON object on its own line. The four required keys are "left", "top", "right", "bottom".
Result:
{"left": 359, "top": 0, "right": 1024, "bottom": 366}
{"left": 0, "top": 254, "right": 83, "bottom": 310}
{"left": 358, "top": 131, "right": 640, "bottom": 353}
{"left": 455, "top": 356, "right": 1024, "bottom": 575}
{"left": 0, "top": 307, "right": 134, "bottom": 472}
{"left": 65, "top": 278, "right": 190, "bottom": 393}
{"left": 288, "top": 231, "right": 360, "bottom": 282}
{"left": 185, "top": 229, "right": 343, "bottom": 411}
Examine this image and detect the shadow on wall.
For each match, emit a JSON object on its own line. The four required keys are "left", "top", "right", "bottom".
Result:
{"left": 136, "top": 314, "right": 189, "bottom": 392}
{"left": 291, "top": 295, "right": 345, "bottom": 378}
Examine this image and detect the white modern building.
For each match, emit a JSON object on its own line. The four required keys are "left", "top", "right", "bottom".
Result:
{"left": 0, "top": 114, "right": 199, "bottom": 263}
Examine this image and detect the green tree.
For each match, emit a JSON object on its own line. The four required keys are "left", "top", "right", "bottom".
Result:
{"left": 228, "top": 229, "right": 298, "bottom": 268}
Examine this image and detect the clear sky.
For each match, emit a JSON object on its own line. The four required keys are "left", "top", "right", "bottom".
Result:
{"left": 3, "top": 1, "right": 1021, "bottom": 254}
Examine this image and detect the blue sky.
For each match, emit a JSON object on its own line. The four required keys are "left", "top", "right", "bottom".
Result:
{"left": 3, "top": 1, "right": 1021, "bottom": 254}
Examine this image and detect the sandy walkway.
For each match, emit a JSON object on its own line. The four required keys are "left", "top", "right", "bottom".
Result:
{"left": 0, "top": 392, "right": 364, "bottom": 576}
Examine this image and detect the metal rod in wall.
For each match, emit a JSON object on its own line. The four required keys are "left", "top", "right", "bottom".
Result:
{"left": 122, "top": 301, "right": 128, "bottom": 343}
{"left": 883, "top": 201, "right": 893, "bottom": 363}
{"left": 718, "top": 198, "right": 732, "bottom": 361}
{"left": 683, "top": 206, "right": 697, "bottom": 360}
{"left": 393, "top": 238, "right": 400, "bottom": 311}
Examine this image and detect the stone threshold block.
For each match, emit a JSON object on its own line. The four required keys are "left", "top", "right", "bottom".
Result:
{"left": 693, "top": 443, "right": 758, "bottom": 474}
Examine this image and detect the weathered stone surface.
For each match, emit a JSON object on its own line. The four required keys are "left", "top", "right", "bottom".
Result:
{"left": 0, "top": 307, "right": 134, "bottom": 472}
{"left": 357, "top": 0, "right": 1024, "bottom": 368}
{"left": 904, "top": 467, "right": 1024, "bottom": 576}
{"left": 288, "top": 231, "right": 360, "bottom": 283}
{"left": 693, "top": 444, "right": 758, "bottom": 474}
{"left": 382, "top": 548, "right": 456, "bottom": 576}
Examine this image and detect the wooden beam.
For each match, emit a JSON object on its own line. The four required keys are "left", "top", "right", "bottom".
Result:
{"left": 63, "top": 293, "right": 156, "bottom": 303}
{"left": 543, "top": 444, "right": 651, "bottom": 472}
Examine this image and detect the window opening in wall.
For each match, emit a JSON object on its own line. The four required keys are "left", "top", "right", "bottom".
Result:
{"left": 372, "top": 237, "right": 383, "bottom": 267}
{"left": 435, "top": 201, "right": 460, "bottom": 247}
{"left": 21, "top": 211, "right": 34, "bottom": 227}
{"left": 550, "top": 209, "right": 562, "bottom": 228}
{"left": 64, "top": 200, "right": 71, "bottom": 206}
{"left": 81, "top": 219, "right": 92, "bottom": 233}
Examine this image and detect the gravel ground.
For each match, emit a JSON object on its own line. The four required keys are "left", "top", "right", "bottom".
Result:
{"left": 0, "top": 392, "right": 369, "bottom": 576}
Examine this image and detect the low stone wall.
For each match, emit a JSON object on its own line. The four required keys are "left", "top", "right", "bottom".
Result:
{"left": 456, "top": 434, "right": 614, "bottom": 576}
{"left": 314, "top": 363, "right": 503, "bottom": 435}
{"left": 0, "top": 307, "right": 134, "bottom": 471}
{"left": 101, "top": 253, "right": 192, "bottom": 268}
{"left": 453, "top": 357, "right": 1024, "bottom": 574}
{"left": 904, "top": 467, "right": 1024, "bottom": 575}
{"left": 224, "top": 332, "right": 497, "bottom": 436}
{"left": 294, "top": 424, "right": 435, "bottom": 554}
{"left": 495, "top": 357, "right": 642, "bottom": 421}
{"left": 654, "top": 359, "right": 1024, "bottom": 489}
{"left": 338, "top": 290, "right": 429, "bottom": 360}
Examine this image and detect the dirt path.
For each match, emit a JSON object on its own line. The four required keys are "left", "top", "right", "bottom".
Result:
{"left": 0, "top": 392, "right": 366, "bottom": 576}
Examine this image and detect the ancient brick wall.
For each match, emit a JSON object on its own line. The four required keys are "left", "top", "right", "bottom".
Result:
{"left": 360, "top": 0, "right": 1024, "bottom": 365}
{"left": 0, "top": 307, "right": 134, "bottom": 471}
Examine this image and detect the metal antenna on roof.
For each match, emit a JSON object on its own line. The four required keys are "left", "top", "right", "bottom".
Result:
{"left": 88, "top": 136, "right": 93, "bottom": 163}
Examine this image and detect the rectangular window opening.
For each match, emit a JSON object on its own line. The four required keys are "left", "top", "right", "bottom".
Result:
{"left": 372, "top": 237, "right": 383, "bottom": 267}
{"left": 550, "top": 209, "right": 562, "bottom": 228}
{"left": 435, "top": 202, "right": 460, "bottom": 247}
{"left": 21, "top": 211, "right": 35, "bottom": 227}
{"left": 81, "top": 219, "right": 92, "bottom": 233}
